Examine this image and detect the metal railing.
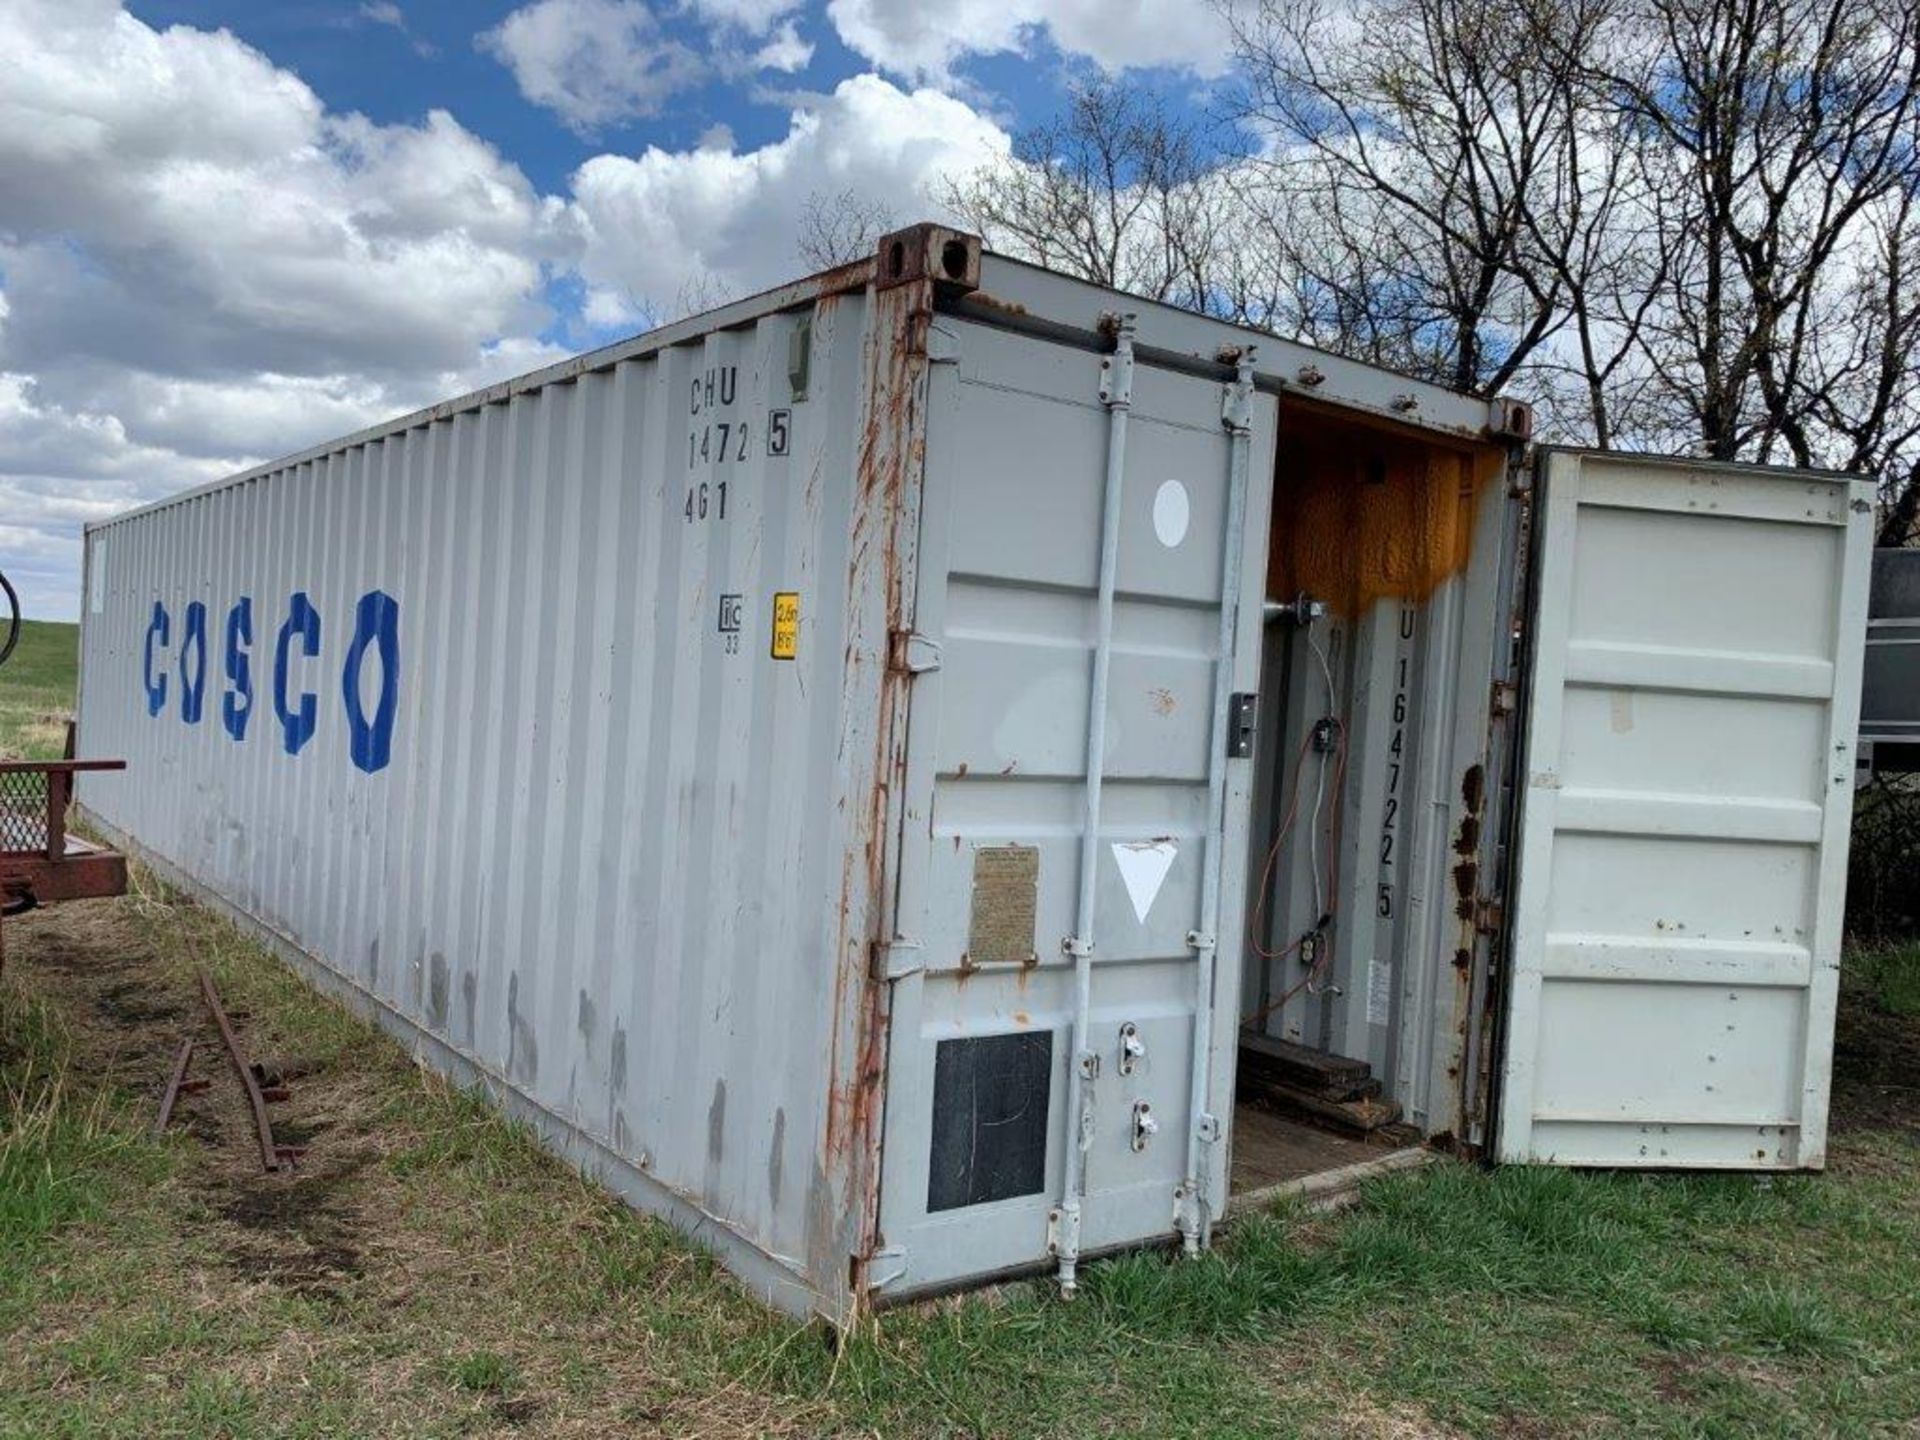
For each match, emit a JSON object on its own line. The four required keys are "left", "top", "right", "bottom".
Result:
{"left": 0, "top": 761, "right": 126, "bottom": 861}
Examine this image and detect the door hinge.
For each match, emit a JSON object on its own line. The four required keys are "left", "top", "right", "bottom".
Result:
{"left": 865, "top": 1244, "right": 908, "bottom": 1292}
{"left": 1491, "top": 679, "right": 1518, "bottom": 717}
{"left": 1173, "top": 1181, "right": 1209, "bottom": 1251}
{"left": 1227, "top": 692, "right": 1259, "bottom": 758}
{"left": 1047, "top": 1203, "right": 1081, "bottom": 1261}
{"left": 870, "top": 938, "right": 923, "bottom": 981}
{"left": 888, "top": 629, "right": 942, "bottom": 675}
{"left": 1473, "top": 897, "right": 1504, "bottom": 937}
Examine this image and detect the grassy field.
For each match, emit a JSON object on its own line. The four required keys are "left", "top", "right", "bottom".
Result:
{"left": 0, "top": 618, "right": 79, "bottom": 760}
{"left": 5, "top": 625, "right": 1920, "bottom": 1437}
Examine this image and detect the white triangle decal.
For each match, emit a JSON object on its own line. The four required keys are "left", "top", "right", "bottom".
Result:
{"left": 1112, "top": 839, "right": 1178, "bottom": 924}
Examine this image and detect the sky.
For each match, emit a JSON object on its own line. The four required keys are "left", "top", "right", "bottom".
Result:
{"left": 0, "top": 0, "right": 1239, "bottom": 620}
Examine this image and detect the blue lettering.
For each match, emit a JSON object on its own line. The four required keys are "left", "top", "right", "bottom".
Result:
{"left": 341, "top": 589, "right": 401, "bottom": 775}
{"left": 223, "top": 597, "right": 254, "bottom": 741}
{"left": 143, "top": 601, "right": 171, "bottom": 717}
{"left": 178, "top": 601, "right": 208, "bottom": 724}
{"left": 273, "top": 591, "right": 321, "bottom": 756}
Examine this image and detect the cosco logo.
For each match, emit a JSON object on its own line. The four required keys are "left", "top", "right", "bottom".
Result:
{"left": 141, "top": 590, "right": 401, "bottom": 775}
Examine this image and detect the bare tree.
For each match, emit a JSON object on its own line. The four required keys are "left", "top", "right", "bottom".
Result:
{"left": 1598, "top": 0, "right": 1920, "bottom": 469}
{"left": 942, "top": 82, "right": 1237, "bottom": 315}
{"left": 1800, "top": 187, "right": 1920, "bottom": 544}
{"left": 1230, "top": 0, "right": 1614, "bottom": 400}
{"left": 797, "top": 189, "right": 898, "bottom": 270}
{"left": 940, "top": 0, "right": 1920, "bottom": 534}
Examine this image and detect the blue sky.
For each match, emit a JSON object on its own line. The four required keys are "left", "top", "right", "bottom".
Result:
{"left": 0, "top": 0, "right": 1239, "bottom": 617}
{"left": 130, "top": 1, "right": 1089, "bottom": 194}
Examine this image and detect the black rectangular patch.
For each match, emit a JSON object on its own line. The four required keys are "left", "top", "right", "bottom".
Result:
{"left": 927, "top": 1030, "right": 1053, "bottom": 1213}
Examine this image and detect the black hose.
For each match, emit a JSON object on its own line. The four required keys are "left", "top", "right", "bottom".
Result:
{"left": 0, "top": 568, "right": 18, "bottom": 670}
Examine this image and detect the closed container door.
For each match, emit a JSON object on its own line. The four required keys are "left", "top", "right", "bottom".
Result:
{"left": 871, "top": 318, "right": 1274, "bottom": 1298}
{"left": 1497, "top": 450, "right": 1874, "bottom": 1168}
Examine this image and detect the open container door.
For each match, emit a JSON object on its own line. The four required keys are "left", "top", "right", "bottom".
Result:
{"left": 1496, "top": 449, "right": 1874, "bottom": 1168}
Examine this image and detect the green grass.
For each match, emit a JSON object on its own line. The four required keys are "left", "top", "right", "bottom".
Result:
{"left": 444, "top": 1350, "right": 517, "bottom": 1394}
{"left": 1851, "top": 941, "right": 1920, "bottom": 1018}
{"left": 0, "top": 617, "right": 79, "bottom": 759}
{"left": 2, "top": 883, "right": 1918, "bottom": 1437}
{"left": 5, "top": 618, "right": 1920, "bottom": 1434}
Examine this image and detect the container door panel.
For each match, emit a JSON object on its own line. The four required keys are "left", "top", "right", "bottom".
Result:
{"left": 874, "top": 319, "right": 1273, "bottom": 1298}
{"left": 1497, "top": 450, "right": 1873, "bottom": 1168}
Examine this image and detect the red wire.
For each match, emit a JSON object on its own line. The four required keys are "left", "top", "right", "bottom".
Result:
{"left": 1245, "top": 726, "right": 1318, "bottom": 961}
{"left": 1241, "top": 713, "right": 1348, "bottom": 1029}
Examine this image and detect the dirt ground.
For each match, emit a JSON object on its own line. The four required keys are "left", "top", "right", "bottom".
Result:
{"left": 13, "top": 899, "right": 384, "bottom": 1310}
{"left": 5, "top": 881, "right": 1919, "bottom": 1438}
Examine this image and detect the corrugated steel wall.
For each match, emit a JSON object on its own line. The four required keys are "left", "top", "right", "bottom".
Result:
{"left": 874, "top": 320, "right": 1278, "bottom": 1295}
{"left": 77, "top": 287, "right": 884, "bottom": 1310}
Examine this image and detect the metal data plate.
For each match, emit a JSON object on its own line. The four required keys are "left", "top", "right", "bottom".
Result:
{"left": 965, "top": 845, "right": 1038, "bottom": 967}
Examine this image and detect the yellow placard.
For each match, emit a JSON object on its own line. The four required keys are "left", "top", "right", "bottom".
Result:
{"left": 770, "top": 591, "right": 800, "bottom": 660}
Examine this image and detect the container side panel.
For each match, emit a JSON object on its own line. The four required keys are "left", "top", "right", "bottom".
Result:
{"left": 1497, "top": 453, "right": 1872, "bottom": 1168}
{"left": 74, "top": 296, "right": 881, "bottom": 1313}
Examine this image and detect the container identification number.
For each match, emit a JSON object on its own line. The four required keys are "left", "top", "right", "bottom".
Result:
{"left": 1376, "top": 602, "right": 1416, "bottom": 920}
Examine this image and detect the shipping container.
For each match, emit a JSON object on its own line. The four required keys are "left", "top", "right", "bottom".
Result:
{"left": 73, "top": 225, "right": 1873, "bottom": 1323}
{"left": 1861, "top": 548, "right": 1920, "bottom": 774}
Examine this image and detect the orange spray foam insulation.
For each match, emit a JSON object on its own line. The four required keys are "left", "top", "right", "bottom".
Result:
{"left": 1266, "top": 411, "right": 1506, "bottom": 617}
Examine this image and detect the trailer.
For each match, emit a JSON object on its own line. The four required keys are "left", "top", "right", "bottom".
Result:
{"left": 72, "top": 224, "right": 1872, "bottom": 1323}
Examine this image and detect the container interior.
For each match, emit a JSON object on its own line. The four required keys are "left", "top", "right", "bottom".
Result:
{"left": 1230, "top": 404, "right": 1512, "bottom": 1197}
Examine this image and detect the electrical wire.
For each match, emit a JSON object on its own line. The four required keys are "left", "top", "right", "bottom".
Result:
{"left": 1242, "top": 620, "right": 1348, "bottom": 1027}
{"left": 1244, "top": 726, "right": 1317, "bottom": 962}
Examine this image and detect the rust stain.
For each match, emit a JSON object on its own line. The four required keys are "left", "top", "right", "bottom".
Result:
{"left": 1453, "top": 860, "right": 1477, "bottom": 921}
{"left": 1148, "top": 686, "right": 1177, "bottom": 717}
{"left": 1266, "top": 412, "right": 1505, "bottom": 618}
{"left": 966, "top": 290, "right": 1030, "bottom": 317}
{"left": 1461, "top": 762, "right": 1486, "bottom": 814}
{"left": 827, "top": 261, "right": 938, "bottom": 1314}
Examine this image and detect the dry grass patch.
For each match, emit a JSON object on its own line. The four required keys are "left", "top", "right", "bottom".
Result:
{"left": 4, "top": 868, "right": 1919, "bottom": 1437}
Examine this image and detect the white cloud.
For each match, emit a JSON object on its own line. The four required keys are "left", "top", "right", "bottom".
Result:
{"left": 0, "top": 0, "right": 575, "bottom": 614}
{"left": 825, "top": 0, "right": 1237, "bottom": 79}
{"left": 0, "top": 2, "right": 1023, "bottom": 617}
{"left": 479, "top": 0, "right": 705, "bottom": 135}
{"left": 750, "top": 18, "right": 814, "bottom": 72}
{"left": 681, "top": 0, "right": 800, "bottom": 29}
{"left": 357, "top": 1, "right": 438, "bottom": 57}
{"left": 568, "top": 73, "right": 1009, "bottom": 317}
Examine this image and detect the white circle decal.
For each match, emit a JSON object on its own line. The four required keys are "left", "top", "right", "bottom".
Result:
{"left": 1152, "top": 479, "right": 1190, "bottom": 548}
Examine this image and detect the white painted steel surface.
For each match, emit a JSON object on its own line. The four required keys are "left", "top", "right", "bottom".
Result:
{"left": 67, "top": 229, "right": 1875, "bottom": 1323}
{"left": 77, "top": 272, "right": 893, "bottom": 1319}
{"left": 1497, "top": 450, "right": 1874, "bottom": 1168}
{"left": 872, "top": 315, "right": 1277, "bottom": 1299}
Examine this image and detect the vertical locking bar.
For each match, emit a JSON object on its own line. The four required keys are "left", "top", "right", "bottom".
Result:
{"left": 1054, "top": 314, "right": 1135, "bottom": 1298}
{"left": 1177, "top": 346, "right": 1258, "bottom": 1256}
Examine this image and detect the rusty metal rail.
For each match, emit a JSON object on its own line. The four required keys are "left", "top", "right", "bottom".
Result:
{"left": 196, "top": 967, "right": 294, "bottom": 1172}
{"left": 153, "top": 1037, "right": 201, "bottom": 1136}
